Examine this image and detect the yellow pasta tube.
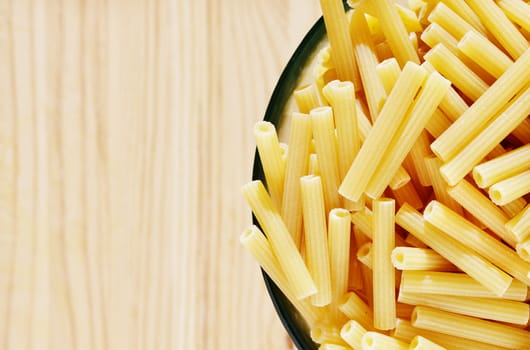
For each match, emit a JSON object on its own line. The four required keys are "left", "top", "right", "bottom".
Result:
{"left": 420, "top": 23, "right": 494, "bottom": 84}
{"left": 328, "top": 208, "right": 351, "bottom": 305}
{"left": 465, "top": 0, "right": 529, "bottom": 59}
{"left": 340, "top": 62, "right": 427, "bottom": 202}
{"left": 473, "top": 144, "right": 530, "bottom": 189}
{"left": 489, "top": 170, "right": 530, "bottom": 206}
{"left": 424, "top": 200, "right": 530, "bottom": 285}
{"left": 372, "top": 198, "right": 396, "bottom": 330}
{"left": 423, "top": 156, "right": 463, "bottom": 216}
{"left": 319, "top": 0, "right": 361, "bottom": 88}
{"left": 371, "top": 0, "right": 420, "bottom": 66}
{"left": 254, "top": 121, "right": 285, "bottom": 209}
{"left": 281, "top": 112, "right": 312, "bottom": 249}
{"left": 391, "top": 247, "right": 455, "bottom": 271}
{"left": 388, "top": 166, "right": 411, "bottom": 190}
{"left": 409, "top": 335, "right": 446, "bottom": 350}
{"left": 408, "top": 131, "right": 433, "bottom": 187}
{"left": 399, "top": 291, "right": 530, "bottom": 325}
{"left": 300, "top": 175, "right": 332, "bottom": 306}
{"left": 516, "top": 239, "right": 530, "bottom": 263}
{"left": 362, "top": 332, "right": 408, "bottom": 350}
{"left": 376, "top": 57, "right": 401, "bottom": 94}
{"left": 322, "top": 80, "right": 360, "bottom": 180}
{"left": 294, "top": 84, "right": 321, "bottom": 113}
{"left": 350, "top": 9, "right": 387, "bottom": 121}
{"left": 240, "top": 226, "right": 322, "bottom": 325}
{"left": 447, "top": 180, "right": 516, "bottom": 247}
{"left": 427, "top": 2, "right": 484, "bottom": 40}
{"left": 365, "top": 71, "right": 450, "bottom": 199}
{"left": 411, "top": 306, "right": 530, "bottom": 349}
{"left": 392, "top": 318, "right": 506, "bottom": 350}
{"left": 311, "top": 322, "right": 348, "bottom": 346}
{"left": 507, "top": 204, "right": 530, "bottom": 242}
{"left": 242, "top": 180, "right": 317, "bottom": 299}
{"left": 319, "top": 344, "right": 350, "bottom": 350}
{"left": 430, "top": 47, "right": 530, "bottom": 163}
{"left": 400, "top": 270, "right": 528, "bottom": 301}
{"left": 396, "top": 204, "right": 513, "bottom": 296}
{"left": 432, "top": 0, "right": 488, "bottom": 35}
{"left": 457, "top": 31, "right": 513, "bottom": 79}
{"left": 439, "top": 86, "right": 530, "bottom": 185}
{"left": 340, "top": 320, "right": 367, "bottom": 350}
{"left": 424, "top": 44, "right": 488, "bottom": 101}
{"left": 497, "top": 0, "right": 530, "bottom": 32}
{"left": 339, "top": 292, "right": 374, "bottom": 331}
{"left": 357, "top": 242, "right": 373, "bottom": 269}
{"left": 310, "top": 107, "right": 342, "bottom": 212}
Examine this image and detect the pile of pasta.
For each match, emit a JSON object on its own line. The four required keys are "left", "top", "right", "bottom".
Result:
{"left": 241, "top": 0, "right": 530, "bottom": 349}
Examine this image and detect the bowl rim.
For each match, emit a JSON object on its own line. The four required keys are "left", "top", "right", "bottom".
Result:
{"left": 250, "top": 9, "right": 333, "bottom": 350}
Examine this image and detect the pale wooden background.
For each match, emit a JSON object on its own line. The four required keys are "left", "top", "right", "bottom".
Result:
{"left": 0, "top": 0, "right": 322, "bottom": 349}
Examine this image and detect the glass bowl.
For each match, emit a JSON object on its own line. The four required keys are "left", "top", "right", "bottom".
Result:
{"left": 250, "top": 6, "right": 342, "bottom": 349}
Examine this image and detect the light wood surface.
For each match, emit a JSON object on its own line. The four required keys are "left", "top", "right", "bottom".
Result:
{"left": 0, "top": 0, "right": 322, "bottom": 349}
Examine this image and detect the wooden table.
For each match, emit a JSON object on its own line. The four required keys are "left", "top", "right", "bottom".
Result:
{"left": 0, "top": 0, "right": 321, "bottom": 348}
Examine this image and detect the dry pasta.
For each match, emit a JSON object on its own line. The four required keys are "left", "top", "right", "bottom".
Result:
{"left": 300, "top": 175, "right": 332, "bottom": 306}
{"left": 411, "top": 306, "right": 530, "bottom": 348}
{"left": 241, "top": 1, "right": 530, "bottom": 347}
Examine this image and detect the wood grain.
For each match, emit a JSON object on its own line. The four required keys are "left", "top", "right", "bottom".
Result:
{"left": 0, "top": 0, "right": 322, "bottom": 349}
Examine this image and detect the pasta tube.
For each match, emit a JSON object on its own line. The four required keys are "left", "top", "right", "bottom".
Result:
{"left": 365, "top": 71, "right": 450, "bottom": 199}
{"left": 489, "top": 169, "right": 530, "bottom": 206}
{"left": 447, "top": 180, "right": 516, "bottom": 247}
{"left": 254, "top": 121, "right": 285, "bottom": 209}
{"left": 424, "top": 43, "right": 488, "bottom": 101}
{"left": 281, "top": 112, "right": 312, "bottom": 248}
{"left": 411, "top": 306, "right": 530, "bottom": 348}
{"left": 398, "top": 291, "right": 530, "bottom": 325}
{"left": 300, "top": 175, "right": 332, "bottom": 306}
{"left": 340, "top": 320, "right": 367, "bottom": 350}
{"left": 439, "top": 86, "right": 530, "bottom": 185}
{"left": 310, "top": 107, "right": 341, "bottom": 212}
{"left": 362, "top": 332, "right": 408, "bottom": 350}
{"left": 392, "top": 318, "right": 506, "bottom": 350}
{"left": 349, "top": 9, "right": 387, "bottom": 120}
{"left": 294, "top": 84, "right": 320, "bottom": 113}
{"left": 506, "top": 204, "right": 530, "bottom": 242}
{"left": 472, "top": 144, "right": 530, "bottom": 189}
{"left": 240, "top": 226, "right": 322, "bottom": 325}
{"left": 457, "top": 31, "right": 513, "bottom": 79}
{"left": 396, "top": 204, "right": 513, "bottom": 296}
{"left": 400, "top": 271, "right": 528, "bottom": 301}
{"left": 322, "top": 80, "right": 360, "bottom": 180}
{"left": 328, "top": 208, "right": 351, "bottom": 305}
{"left": 423, "top": 200, "right": 530, "bottom": 285}
{"left": 319, "top": 0, "right": 361, "bottom": 87}
{"left": 372, "top": 198, "right": 396, "bottom": 330}
{"left": 465, "top": 0, "right": 529, "bottom": 59}
{"left": 431, "top": 47, "right": 530, "bottom": 162}
{"left": 339, "top": 292, "right": 374, "bottom": 331}
{"left": 391, "top": 247, "right": 455, "bottom": 271}
{"left": 242, "top": 181, "right": 316, "bottom": 299}
{"left": 371, "top": 0, "right": 420, "bottom": 66}
{"left": 409, "top": 335, "right": 446, "bottom": 350}
{"left": 340, "top": 62, "right": 426, "bottom": 202}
